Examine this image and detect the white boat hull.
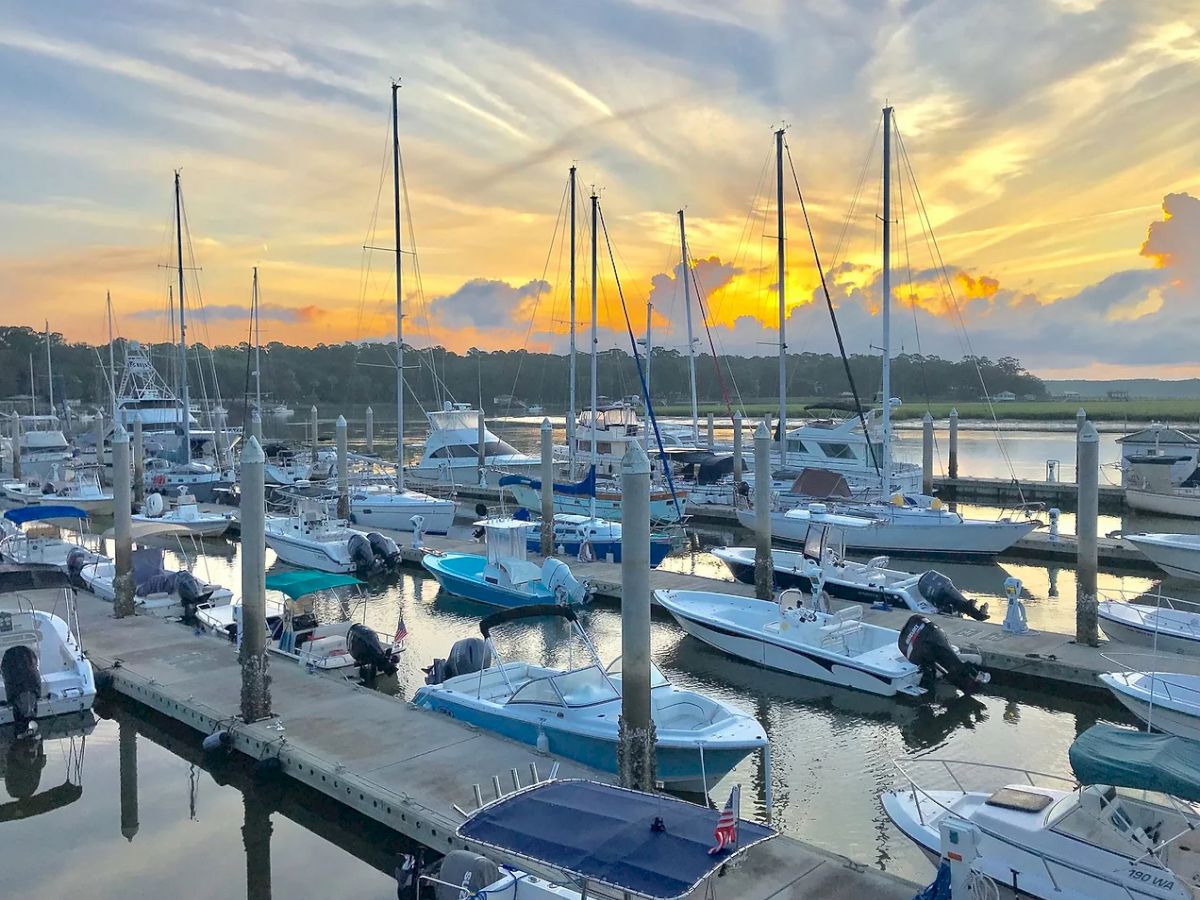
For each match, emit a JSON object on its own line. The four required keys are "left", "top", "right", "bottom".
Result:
{"left": 131, "top": 514, "right": 231, "bottom": 537}
{"left": 1126, "top": 489, "right": 1200, "bottom": 519}
{"left": 349, "top": 493, "right": 456, "bottom": 535}
{"left": 1101, "top": 672, "right": 1200, "bottom": 742}
{"left": 1128, "top": 534, "right": 1200, "bottom": 582}
{"left": 264, "top": 531, "right": 353, "bottom": 573}
{"left": 1097, "top": 602, "right": 1200, "bottom": 655}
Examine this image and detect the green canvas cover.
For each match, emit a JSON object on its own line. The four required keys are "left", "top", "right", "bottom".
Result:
{"left": 1070, "top": 723, "right": 1200, "bottom": 803}
{"left": 264, "top": 570, "right": 362, "bottom": 600}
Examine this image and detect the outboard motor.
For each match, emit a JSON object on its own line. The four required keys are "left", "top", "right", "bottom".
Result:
{"left": 347, "top": 533, "right": 378, "bottom": 573}
{"left": 423, "top": 637, "right": 493, "bottom": 685}
{"left": 917, "top": 570, "right": 989, "bottom": 621}
{"left": 366, "top": 532, "right": 401, "bottom": 569}
{"left": 66, "top": 547, "right": 92, "bottom": 588}
{"left": 1, "top": 646, "right": 42, "bottom": 729}
{"left": 899, "top": 614, "right": 990, "bottom": 693}
{"left": 434, "top": 850, "right": 500, "bottom": 900}
{"left": 346, "top": 623, "right": 398, "bottom": 677}
{"left": 541, "top": 558, "right": 589, "bottom": 605}
{"left": 175, "top": 570, "right": 214, "bottom": 621}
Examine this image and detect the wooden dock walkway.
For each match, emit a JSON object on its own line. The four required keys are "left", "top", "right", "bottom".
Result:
{"left": 68, "top": 590, "right": 917, "bottom": 899}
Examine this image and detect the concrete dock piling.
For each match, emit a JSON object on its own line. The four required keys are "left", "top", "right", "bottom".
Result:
{"left": 239, "top": 435, "right": 272, "bottom": 722}
{"left": 706, "top": 411, "right": 715, "bottom": 447}
{"left": 310, "top": 406, "right": 319, "bottom": 464}
{"left": 754, "top": 421, "right": 773, "bottom": 602}
{"left": 365, "top": 406, "right": 374, "bottom": 455}
{"left": 336, "top": 415, "right": 349, "bottom": 520}
{"left": 249, "top": 408, "right": 262, "bottom": 444}
{"left": 118, "top": 714, "right": 139, "bottom": 842}
{"left": 9, "top": 415, "right": 20, "bottom": 480}
{"left": 94, "top": 412, "right": 105, "bottom": 486}
{"left": 132, "top": 415, "right": 144, "bottom": 506}
{"left": 112, "top": 425, "right": 134, "bottom": 619}
{"left": 922, "top": 412, "right": 934, "bottom": 495}
{"left": 539, "top": 418, "right": 554, "bottom": 555}
{"left": 948, "top": 408, "right": 959, "bottom": 480}
{"left": 1075, "top": 407, "right": 1086, "bottom": 482}
{"left": 733, "top": 411, "right": 743, "bottom": 486}
{"left": 1076, "top": 421, "right": 1100, "bottom": 647}
{"left": 617, "top": 441, "right": 655, "bottom": 792}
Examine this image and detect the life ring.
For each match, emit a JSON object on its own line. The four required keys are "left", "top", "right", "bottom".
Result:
{"left": 152, "top": 474, "right": 167, "bottom": 488}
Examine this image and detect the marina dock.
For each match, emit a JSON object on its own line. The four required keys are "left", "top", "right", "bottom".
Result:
{"left": 72, "top": 588, "right": 918, "bottom": 899}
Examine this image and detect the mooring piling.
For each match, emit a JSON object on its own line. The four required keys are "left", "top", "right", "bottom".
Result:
{"left": 239, "top": 435, "right": 272, "bottom": 722}
{"left": 112, "top": 424, "right": 134, "bottom": 618}
{"left": 540, "top": 418, "right": 554, "bottom": 555}
{"left": 1076, "top": 420, "right": 1099, "bottom": 646}
{"left": 754, "top": 421, "right": 773, "bottom": 602}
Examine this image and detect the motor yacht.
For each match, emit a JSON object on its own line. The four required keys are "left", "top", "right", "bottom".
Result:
{"left": 408, "top": 403, "right": 541, "bottom": 487}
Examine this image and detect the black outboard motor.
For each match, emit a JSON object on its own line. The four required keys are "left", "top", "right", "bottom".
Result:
{"left": 347, "top": 533, "right": 378, "bottom": 573}
{"left": 346, "top": 623, "right": 398, "bottom": 677}
{"left": 366, "top": 532, "right": 401, "bottom": 569}
{"left": 899, "top": 614, "right": 989, "bottom": 693}
{"left": 66, "top": 548, "right": 91, "bottom": 588}
{"left": 1, "top": 646, "right": 42, "bottom": 728}
{"left": 917, "top": 570, "right": 989, "bottom": 621}
{"left": 423, "top": 637, "right": 493, "bottom": 685}
{"left": 175, "top": 571, "right": 213, "bottom": 622}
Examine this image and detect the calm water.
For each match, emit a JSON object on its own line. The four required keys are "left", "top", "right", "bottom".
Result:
{"left": 1, "top": 423, "right": 1186, "bottom": 892}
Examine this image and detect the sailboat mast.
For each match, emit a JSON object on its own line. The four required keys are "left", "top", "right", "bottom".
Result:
{"left": 252, "top": 267, "right": 262, "bottom": 415}
{"left": 107, "top": 292, "right": 116, "bottom": 421}
{"left": 644, "top": 295, "right": 652, "bottom": 449}
{"left": 175, "top": 170, "right": 191, "bottom": 465}
{"left": 679, "top": 209, "right": 699, "bottom": 444}
{"left": 29, "top": 355, "right": 36, "bottom": 416}
{"left": 392, "top": 81, "right": 406, "bottom": 491}
{"left": 589, "top": 189, "right": 599, "bottom": 522}
{"left": 880, "top": 106, "right": 894, "bottom": 497}
{"left": 775, "top": 128, "right": 787, "bottom": 449}
{"left": 44, "top": 321, "right": 54, "bottom": 416}
{"left": 567, "top": 165, "right": 578, "bottom": 472}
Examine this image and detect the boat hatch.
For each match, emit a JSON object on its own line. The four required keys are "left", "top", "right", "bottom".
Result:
{"left": 985, "top": 787, "right": 1054, "bottom": 813}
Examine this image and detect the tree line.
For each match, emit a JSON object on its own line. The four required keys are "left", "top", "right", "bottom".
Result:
{"left": 0, "top": 325, "right": 1046, "bottom": 420}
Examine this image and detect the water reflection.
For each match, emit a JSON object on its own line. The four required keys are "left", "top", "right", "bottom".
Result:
{"left": 0, "top": 711, "right": 91, "bottom": 824}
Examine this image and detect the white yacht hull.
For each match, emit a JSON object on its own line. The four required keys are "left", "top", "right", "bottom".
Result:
{"left": 349, "top": 492, "right": 456, "bottom": 535}
{"left": 1126, "top": 489, "right": 1200, "bottom": 519}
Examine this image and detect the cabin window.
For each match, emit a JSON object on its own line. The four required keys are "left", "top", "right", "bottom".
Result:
{"left": 508, "top": 679, "right": 564, "bottom": 706}
{"left": 597, "top": 442, "right": 613, "bottom": 455}
{"left": 819, "top": 442, "right": 856, "bottom": 459}
{"left": 483, "top": 440, "right": 519, "bottom": 457}
{"left": 787, "top": 439, "right": 809, "bottom": 454}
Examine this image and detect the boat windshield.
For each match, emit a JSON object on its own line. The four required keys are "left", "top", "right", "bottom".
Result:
{"left": 604, "top": 656, "right": 670, "bottom": 688}
{"left": 1048, "top": 786, "right": 1186, "bottom": 860}
{"left": 552, "top": 666, "right": 619, "bottom": 707}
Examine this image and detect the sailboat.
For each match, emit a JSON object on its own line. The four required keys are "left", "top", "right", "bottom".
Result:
{"left": 743, "top": 110, "right": 1036, "bottom": 556}
{"left": 348, "top": 83, "right": 458, "bottom": 535}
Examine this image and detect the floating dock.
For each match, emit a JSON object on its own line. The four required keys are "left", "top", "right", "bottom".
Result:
{"left": 70, "top": 590, "right": 917, "bottom": 899}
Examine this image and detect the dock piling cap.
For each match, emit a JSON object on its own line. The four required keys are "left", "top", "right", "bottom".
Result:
{"left": 242, "top": 435, "right": 265, "bottom": 464}
{"left": 621, "top": 439, "right": 650, "bottom": 475}
{"left": 1079, "top": 421, "right": 1100, "bottom": 443}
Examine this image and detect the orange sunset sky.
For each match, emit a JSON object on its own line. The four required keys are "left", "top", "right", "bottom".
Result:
{"left": 1, "top": 1, "right": 1198, "bottom": 378}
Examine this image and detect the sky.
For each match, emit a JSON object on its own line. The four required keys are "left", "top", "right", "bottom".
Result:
{"left": 1, "top": 0, "right": 1198, "bottom": 379}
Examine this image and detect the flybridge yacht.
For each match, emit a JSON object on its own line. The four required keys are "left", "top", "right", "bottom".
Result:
{"left": 553, "top": 404, "right": 677, "bottom": 479}
{"left": 777, "top": 405, "right": 922, "bottom": 496}
{"left": 112, "top": 341, "right": 199, "bottom": 438}
{"left": 5, "top": 415, "right": 72, "bottom": 478}
{"left": 409, "top": 403, "right": 541, "bottom": 487}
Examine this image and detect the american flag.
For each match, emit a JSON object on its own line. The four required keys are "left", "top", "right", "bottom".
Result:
{"left": 394, "top": 614, "right": 408, "bottom": 645}
{"left": 709, "top": 785, "right": 739, "bottom": 855}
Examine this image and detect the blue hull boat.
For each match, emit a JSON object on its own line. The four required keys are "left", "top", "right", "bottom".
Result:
{"left": 524, "top": 533, "right": 673, "bottom": 566}
{"left": 421, "top": 553, "right": 556, "bottom": 608}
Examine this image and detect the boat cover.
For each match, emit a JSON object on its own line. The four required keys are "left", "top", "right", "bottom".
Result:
{"left": 1069, "top": 723, "right": 1200, "bottom": 803}
{"left": 265, "top": 570, "right": 362, "bottom": 599}
{"left": 457, "top": 779, "right": 775, "bottom": 900}
{"left": 498, "top": 466, "right": 597, "bottom": 498}
{"left": 3, "top": 505, "right": 89, "bottom": 524}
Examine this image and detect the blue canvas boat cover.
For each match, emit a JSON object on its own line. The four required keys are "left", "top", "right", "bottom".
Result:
{"left": 1070, "top": 723, "right": 1200, "bottom": 803}
{"left": 457, "top": 779, "right": 774, "bottom": 899}
{"left": 3, "top": 505, "right": 89, "bottom": 524}
{"left": 498, "top": 466, "right": 597, "bottom": 498}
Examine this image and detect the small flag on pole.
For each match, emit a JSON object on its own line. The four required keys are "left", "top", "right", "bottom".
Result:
{"left": 394, "top": 614, "right": 408, "bottom": 645}
{"left": 709, "top": 785, "right": 739, "bottom": 854}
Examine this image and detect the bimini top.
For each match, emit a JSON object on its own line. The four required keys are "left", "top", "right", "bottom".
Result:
{"left": 3, "top": 505, "right": 90, "bottom": 525}
{"left": 265, "top": 570, "right": 362, "bottom": 600}
{"left": 0, "top": 563, "right": 72, "bottom": 595}
{"left": 457, "top": 779, "right": 775, "bottom": 900}
{"left": 1070, "top": 723, "right": 1200, "bottom": 803}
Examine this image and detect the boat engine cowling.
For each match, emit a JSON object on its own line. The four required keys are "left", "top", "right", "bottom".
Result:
{"left": 175, "top": 571, "right": 213, "bottom": 617}
{"left": 347, "top": 533, "right": 377, "bottom": 572}
{"left": 1, "top": 645, "right": 42, "bottom": 726}
{"left": 917, "top": 570, "right": 989, "bottom": 621}
{"left": 346, "top": 623, "right": 398, "bottom": 676}
{"left": 366, "top": 532, "right": 401, "bottom": 568}
{"left": 423, "top": 637, "right": 493, "bottom": 685}
{"left": 541, "top": 558, "right": 589, "bottom": 605}
{"left": 434, "top": 851, "right": 500, "bottom": 900}
{"left": 899, "top": 614, "right": 989, "bottom": 693}
{"left": 66, "top": 548, "right": 94, "bottom": 586}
